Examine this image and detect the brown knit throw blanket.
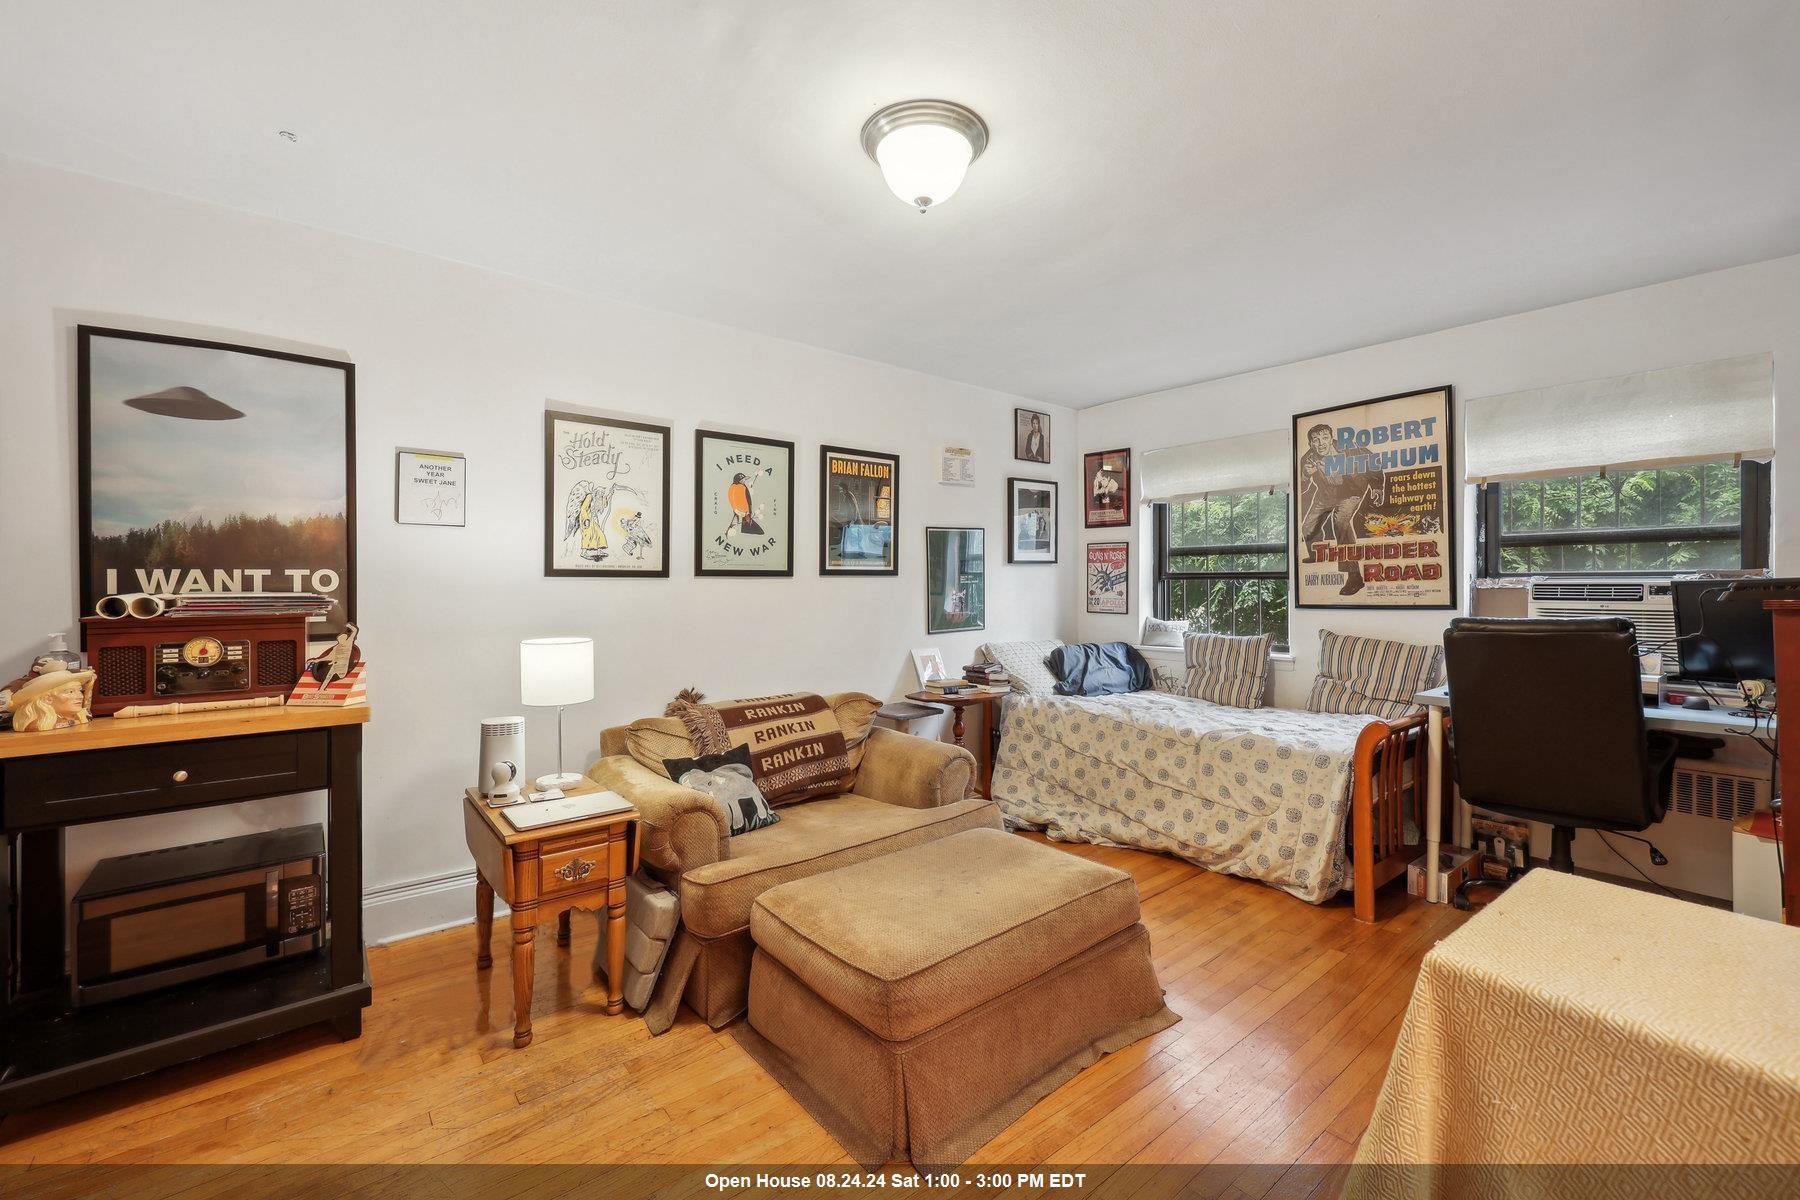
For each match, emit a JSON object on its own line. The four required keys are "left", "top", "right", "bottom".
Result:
{"left": 664, "top": 690, "right": 852, "bottom": 805}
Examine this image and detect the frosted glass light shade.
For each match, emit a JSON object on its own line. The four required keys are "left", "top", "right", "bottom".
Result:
{"left": 876, "top": 124, "right": 974, "bottom": 210}
{"left": 520, "top": 637, "right": 593, "bottom": 707}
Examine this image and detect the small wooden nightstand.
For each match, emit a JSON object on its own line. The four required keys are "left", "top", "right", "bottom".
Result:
{"left": 905, "top": 689, "right": 1006, "bottom": 797}
{"left": 462, "top": 786, "right": 638, "bottom": 1047}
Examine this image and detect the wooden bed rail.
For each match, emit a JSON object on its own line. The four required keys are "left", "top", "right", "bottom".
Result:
{"left": 1351, "top": 711, "right": 1428, "bottom": 923}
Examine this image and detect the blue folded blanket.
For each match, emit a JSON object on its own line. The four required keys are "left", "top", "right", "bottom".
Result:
{"left": 1048, "top": 641, "right": 1152, "bottom": 697}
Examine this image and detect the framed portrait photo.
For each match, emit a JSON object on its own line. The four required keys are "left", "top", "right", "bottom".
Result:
{"left": 1083, "top": 447, "right": 1131, "bottom": 528}
{"left": 695, "top": 429, "right": 795, "bottom": 576}
{"left": 545, "top": 410, "right": 671, "bottom": 577}
{"left": 820, "top": 445, "right": 897, "bottom": 575}
{"left": 1086, "top": 542, "right": 1129, "bottom": 614}
{"left": 78, "top": 325, "right": 356, "bottom": 641}
{"left": 1006, "top": 477, "right": 1059, "bottom": 564}
{"left": 926, "top": 527, "right": 986, "bottom": 634}
{"left": 1014, "top": 408, "right": 1051, "bottom": 463}
{"left": 1292, "top": 384, "right": 1455, "bottom": 610}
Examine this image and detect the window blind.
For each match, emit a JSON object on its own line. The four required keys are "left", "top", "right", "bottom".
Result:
{"left": 1139, "top": 429, "right": 1289, "bottom": 503}
{"left": 1463, "top": 353, "right": 1774, "bottom": 483}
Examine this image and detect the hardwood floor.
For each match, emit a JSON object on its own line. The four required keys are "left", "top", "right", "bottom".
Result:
{"left": 0, "top": 834, "right": 1465, "bottom": 1192}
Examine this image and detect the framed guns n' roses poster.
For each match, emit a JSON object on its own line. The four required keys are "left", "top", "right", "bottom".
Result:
{"left": 1292, "top": 385, "right": 1455, "bottom": 609}
{"left": 545, "top": 410, "right": 671, "bottom": 578}
{"left": 695, "top": 429, "right": 794, "bottom": 576}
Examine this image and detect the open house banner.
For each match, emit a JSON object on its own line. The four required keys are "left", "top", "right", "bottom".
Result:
{"left": 1291, "top": 385, "right": 1456, "bottom": 610}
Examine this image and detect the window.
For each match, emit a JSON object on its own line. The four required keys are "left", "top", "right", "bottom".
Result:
{"left": 1478, "top": 459, "right": 1769, "bottom": 576}
{"left": 1155, "top": 490, "right": 1289, "bottom": 649}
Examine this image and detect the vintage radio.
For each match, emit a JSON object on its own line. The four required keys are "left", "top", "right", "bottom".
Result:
{"left": 72, "top": 825, "right": 325, "bottom": 1006}
{"left": 80, "top": 612, "right": 309, "bottom": 715}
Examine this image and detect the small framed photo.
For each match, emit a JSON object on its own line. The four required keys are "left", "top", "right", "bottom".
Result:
{"left": 1006, "top": 477, "right": 1058, "bottom": 564}
{"left": 821, "top": 445, "right": 898, "bottom": 575}
{"left": 1014, "top": 408, "right": 1051, "bottom": 463}
{"left": 695, "top": 429, "right": 795, "bottom": 577}
{"left": 1086, "top": 542, "right": 1129, "bottom": 614}
{"left": 910, "top": 647, "right": 948, "bottom": 689}
{"left": 1083, "top": 448, "right": 1131, "bottom": 528}
{"left": 926, "top": 526, "right": 986, "bottom": 633}
{"left": 395, "top": 448, "right": 466, "bottom": 527}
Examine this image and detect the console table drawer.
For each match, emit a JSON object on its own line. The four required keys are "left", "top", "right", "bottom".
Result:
{"left": 1, "top": 732, "right": 327, "bottom": 827}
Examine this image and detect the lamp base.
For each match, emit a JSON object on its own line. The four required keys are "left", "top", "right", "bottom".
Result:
{"left": 533, "top": 772, "right": 584, "bottom": 792}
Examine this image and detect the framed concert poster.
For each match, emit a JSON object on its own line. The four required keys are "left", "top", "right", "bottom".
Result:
{"left": 1006, "top": 477, "right": 1059, "bottom": 564}
{"left": 926, "top": 526, "right": 986, "bottom": 633}
{"left": 695, "top": 429, "right": 794, "bottom": 576}
{"left": 820, "top": 445, "right": 898, "bottom": 575}
{"left": 78, "top": 325, "right": 356, "bottom": 641}
{"left": 544, "top": 410, "right": 671, "bottom": 578}
{"left": 1086, "top": 542, "right": 1129, "bottom": 614}
{"left": 1083, "top": 447, "right": 1131, "bottom": 528}
{"left": 1291, "top": 385, "right": 1455, "bottom": 609}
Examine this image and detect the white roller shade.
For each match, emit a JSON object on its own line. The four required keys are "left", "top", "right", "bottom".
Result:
{"left": 1464, "top": 353, "right": 1773, "bottom": 483}
{"left": 1140, "top": 429, "right": 1289, "bottom": 503}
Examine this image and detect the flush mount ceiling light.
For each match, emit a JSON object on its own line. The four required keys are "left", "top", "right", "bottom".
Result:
{"left": 860, "top": 99, "right": 988, "bottom": 213}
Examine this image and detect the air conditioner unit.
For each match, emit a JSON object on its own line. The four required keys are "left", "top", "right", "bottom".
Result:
{"left": 1525, "top": 579, "right": 1677, "bottom": 665}
{"left": 1671, "top": 758, "right": 1770, "bottom": 822}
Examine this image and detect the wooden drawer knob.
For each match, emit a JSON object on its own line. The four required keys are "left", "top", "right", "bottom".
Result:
{"left": 172, "top": 769, "right": 190, "bottom": 783}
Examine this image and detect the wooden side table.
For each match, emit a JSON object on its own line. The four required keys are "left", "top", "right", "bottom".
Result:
{"left": 462, "top": 787, "right": 638, "bottom": 1047}
{"left": 904, "top": 690, "right": 1006, "bottom": 797}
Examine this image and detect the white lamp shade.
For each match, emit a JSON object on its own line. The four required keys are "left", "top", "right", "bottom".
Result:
{"left": 520, "top": 637, "right": 594, "bottom": 707}
{"left": 875, "top": 123, "right": 974, "bottom": 210}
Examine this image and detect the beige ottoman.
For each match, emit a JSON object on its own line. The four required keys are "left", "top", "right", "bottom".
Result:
{"left": 735, "top": 827, "right": 1178, "bottom": 1167}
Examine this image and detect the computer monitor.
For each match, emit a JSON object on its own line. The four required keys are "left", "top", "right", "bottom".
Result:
{"left": 1670, "top": 577, "right": 1800, "bottom": 684}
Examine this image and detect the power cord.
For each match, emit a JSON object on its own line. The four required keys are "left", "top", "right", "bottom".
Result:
{"left": 1594, "top": 830, "right": 1682, "bottom": 899}
{"left": 1604, "top": 830, "right": 1668, "bottom": 866}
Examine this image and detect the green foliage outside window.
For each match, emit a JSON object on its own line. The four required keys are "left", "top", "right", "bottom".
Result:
{"left": 1493, "top": 461, "right": 1743, "bottom": 573}
{"left": 1159, "top": 490, "right": 1289, "bottom": 649}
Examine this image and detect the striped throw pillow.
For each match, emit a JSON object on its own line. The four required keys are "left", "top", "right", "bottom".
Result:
{"left": 1306, "top": 630, "right": 1444, "bottom": 720}
{"left": 1183, "top": 632, "right": 1272, "bottom": 709}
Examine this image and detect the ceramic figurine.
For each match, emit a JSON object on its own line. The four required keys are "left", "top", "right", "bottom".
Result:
{"left": 6, "top": 668, "right": 98, "bottom": 733}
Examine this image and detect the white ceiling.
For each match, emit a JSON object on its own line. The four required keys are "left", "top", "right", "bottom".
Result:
{"left": 3, "top": 1, "right": 1797, "bottom": 407}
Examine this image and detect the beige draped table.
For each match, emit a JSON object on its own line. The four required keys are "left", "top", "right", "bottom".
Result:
{"left": 1350, "top": 870, "right": 1800, "bottom": 1197}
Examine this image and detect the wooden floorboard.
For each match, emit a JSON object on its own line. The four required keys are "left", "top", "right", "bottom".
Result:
{"left": 0, "top": 833, "right": 1464, "bottom": 1167}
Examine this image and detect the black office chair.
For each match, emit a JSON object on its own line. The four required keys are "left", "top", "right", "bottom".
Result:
{"left": 1442, "top": 617, "right": 1677, "bottom": 903}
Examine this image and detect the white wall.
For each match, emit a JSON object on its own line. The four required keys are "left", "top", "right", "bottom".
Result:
{"left": 1075, "top": 252, "right": 1800, "bottom": 893}
{"left": 0, "top": 158, "right": 1080, "bottom": 939}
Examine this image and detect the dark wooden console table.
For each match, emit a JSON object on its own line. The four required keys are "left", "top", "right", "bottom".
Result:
{"left": 0, "top": 705, "right": 371, "bottom": 1112}
{"left": 1768, "top": 599, "right": 1799, "bottom": 926}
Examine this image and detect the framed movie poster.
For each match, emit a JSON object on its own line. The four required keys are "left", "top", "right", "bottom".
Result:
{"left": 1014, "top": 408, "right": 1051, "bottom": 463}
{"left": 695, "top": 429, "right": 794, "bottom": 576}
{"left": 1086, "top": 542, "right": 1129, "bottom": 614}
{"left": 395, "top": 448, "right": 465, "bottom": 527}
{"left": 926, "top": 527, "right": 986, "bottom": 633}
{"left": 820, "top": 445, "right": 897, "bottom": 575}
{"left": 1083, "top": 447, "right": 1131, "bottom": 528}
{"left": 1006, "top": 477, "right": 1059, "bottom": 563}
{"left": 544, "top": 410, "right": 671, "bottom": 578}
{"left": 78, "top": 326, "right": 356, "bottom": 641}
{"left": 1292, "top": 385, "right": 1455, "bottom": 609}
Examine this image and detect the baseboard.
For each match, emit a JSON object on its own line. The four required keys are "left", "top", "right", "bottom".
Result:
{"left": 363, "top": 868, "right": 492, "bottom": 945}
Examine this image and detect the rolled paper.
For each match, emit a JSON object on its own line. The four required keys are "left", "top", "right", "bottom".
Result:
{"left": 127, "top": 593, "right": 166, "bottom": 618}
{"left": 93, "top": 593, "right": 170, "bottom": 618}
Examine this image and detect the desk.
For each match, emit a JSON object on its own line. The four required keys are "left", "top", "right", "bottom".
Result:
{"left": 1412, "top": 683, "right": 1778, "bottom": 904}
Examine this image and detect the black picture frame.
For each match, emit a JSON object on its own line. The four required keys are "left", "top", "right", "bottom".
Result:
{"left": 1006, "top": 477, "right": 1059, "bottom": 564}
{"left": 544, "top": 410, "right": 672, "bottom": 578}
{"left": 695, "top": 429, "right": 796, "bottom": 577}
{"left": 926, "top": 526, "right": 986, "bottom": 633}
{"left": 1290, "top": 384, "right": 1457, "bottom": 610}
{"left": 1083, "top": 447, "right": 1132, "bottom": 529}
{"left": 1014, "top": 407, "right": 1051, "bottom": 463}
{"left": 77, "top": 324, "right": 357, "bottom": 644}
{"left": 819, "top": 445, "right": 899, "bottom": 576}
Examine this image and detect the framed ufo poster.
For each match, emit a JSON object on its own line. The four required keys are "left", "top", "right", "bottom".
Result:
{"left": 77, "top": 325, "right": 356, "bottom": 640}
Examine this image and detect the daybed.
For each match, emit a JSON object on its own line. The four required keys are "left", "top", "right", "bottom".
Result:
{"left": 983, "top": 631, "right": 1442, "bottom": 922}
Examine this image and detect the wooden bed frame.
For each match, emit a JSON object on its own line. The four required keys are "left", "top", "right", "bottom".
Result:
{"left": 1350, "top": 712, "right": 1430, "bottom": 923}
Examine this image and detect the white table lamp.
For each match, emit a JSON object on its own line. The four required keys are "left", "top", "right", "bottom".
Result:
{"left": 520, "top": 636, "right": 594, "bottom": 790}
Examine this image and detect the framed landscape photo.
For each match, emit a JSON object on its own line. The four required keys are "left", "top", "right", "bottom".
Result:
{"left": 1083, "top": 447, "right": 1131, "bottom": 528}
{"left": 820, "top": 445, "right": 897, "bottom": 575}
{"left": 1086, "top": 542, "right": 1129, "bottom": 614}
{"left": 1006, "top": 477, "right": 1059, "bottom": 563}
{"left": 1014, "top": 408, "right": 1051, "bottom": 463}
{"left": 926, "top": 527, "right": 986, "bottom": 633}
{"left": 545, "top": 410, "right": 671, "bottom": 578}
{"left": 1292, "top": 384, "right": 1455, "bottom": 609}
{"left": 695, "top": 429, "right": 794, "bottom": 576}
{"left": 78, "top": 325, "right": 356, "bottom": 641}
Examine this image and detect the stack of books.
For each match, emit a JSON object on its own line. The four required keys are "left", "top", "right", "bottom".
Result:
{"left": 164, "top": 592, "right": 336, "bottom": 619}
{"left": 963, "top": 662, "right": 1011, "bottom": 689}
{"left": 924, "top": 676, "right": 977, "bottom": 696}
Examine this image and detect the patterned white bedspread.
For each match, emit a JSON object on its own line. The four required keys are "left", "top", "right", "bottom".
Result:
{"left": 991, "top": 691, "right": 1378, "bottom": 903}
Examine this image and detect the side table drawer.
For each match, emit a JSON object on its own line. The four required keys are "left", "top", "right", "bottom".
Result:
{"left": 539, "top": 828, "right": 623, "bottom": 898}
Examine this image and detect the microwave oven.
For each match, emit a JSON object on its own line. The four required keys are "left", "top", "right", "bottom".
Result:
{"left": 72, "top": 824, "right": 325, "bottom": 1007}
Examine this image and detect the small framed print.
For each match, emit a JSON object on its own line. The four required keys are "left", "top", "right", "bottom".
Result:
{"left": 545, "top": 411, "right": 671, "bottom": 577}
{"left": 926, "top": 526, "right": 986, "bottom": 633}
{"left": 1086, "top": 542, "right": 1129, "bottom": 614}
{"left": 910, "top": 647, "right": 948, "bottom": 688}
{"left": 1014, "top": 408, "right": 1051, "bottom": 463}
{"left": 1083, "top": 447, "right": 1131, "bottom": 528}
{"left": 1006, "top": 477, "right": 1058, "bottom": 564}
{"left": 396, "top": 448, "right": 466, "bottom": 527}
{"left": 821, "top": 445, "right": 898, "bottom": 575}
{"left": 696, "top": 429, "right": 795, "bottom": 576}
